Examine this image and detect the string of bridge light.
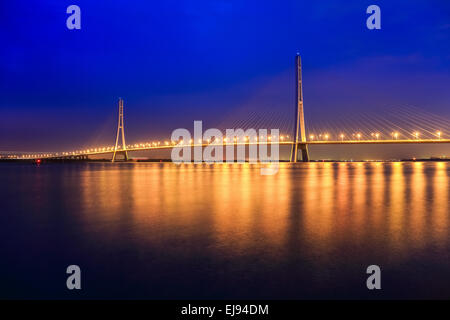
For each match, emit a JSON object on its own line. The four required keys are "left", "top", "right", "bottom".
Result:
{"left": 307, "top": 130, "right": 443, "bottom": 141}
{"left": 12, "top": 130, "right": 446, "bottom": 159}
{"left": 17, "top": 133, "right": 292, "bottom": 159}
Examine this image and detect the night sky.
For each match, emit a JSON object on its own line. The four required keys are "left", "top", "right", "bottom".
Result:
{"left": 1, "top": 0, "right": 449, "bottom": 154}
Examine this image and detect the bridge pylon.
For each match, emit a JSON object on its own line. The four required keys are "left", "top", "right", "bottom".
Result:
{"left": 112, "top": 98, "right": 129, "bottom": 162}
{"left": 290, "top": 53, "right": 310, "bottom": 162}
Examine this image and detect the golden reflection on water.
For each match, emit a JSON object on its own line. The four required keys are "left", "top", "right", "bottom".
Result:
{"left": 432, "top": 162, "right": 448, "bottom": 249}
{"left": 370, "top": 162, "right": 384, "bottom": 236}
{"left": 389, "top": 162, "right": 405, "bottom": 250}
{"left": 78, "top": 161, "right": 449, "bottom": 260}
{"left": 410, "top": 162, "right": 426, "bottom": 250}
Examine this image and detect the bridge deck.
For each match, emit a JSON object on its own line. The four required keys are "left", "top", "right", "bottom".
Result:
{"left": 7, "top": 139, "right": 450, "bottom": 159}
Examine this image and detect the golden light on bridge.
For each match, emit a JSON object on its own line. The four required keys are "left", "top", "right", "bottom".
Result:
{"left": 13, "top": 128, "right": 450, "bottom": 160}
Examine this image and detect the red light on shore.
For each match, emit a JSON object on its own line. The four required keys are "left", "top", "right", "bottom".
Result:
{"left": 36, "top": 159, "right": 41, "bottom": 164}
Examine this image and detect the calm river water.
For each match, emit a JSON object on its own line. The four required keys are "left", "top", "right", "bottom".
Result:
{"left": 0, "top": 162, "right": 449, "bottom": 299}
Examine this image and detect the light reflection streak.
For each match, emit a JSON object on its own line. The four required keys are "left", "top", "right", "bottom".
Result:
{"left": 74, "top": 162, "right": 449, "bottom": 263}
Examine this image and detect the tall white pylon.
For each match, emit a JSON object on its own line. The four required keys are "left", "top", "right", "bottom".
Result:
{"left": 112, "top": 98, "right": 128, "bottom": 162}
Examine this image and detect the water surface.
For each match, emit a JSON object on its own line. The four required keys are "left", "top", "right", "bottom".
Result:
{"left": 0, "top": 162, "right": 449, "bottom": 299}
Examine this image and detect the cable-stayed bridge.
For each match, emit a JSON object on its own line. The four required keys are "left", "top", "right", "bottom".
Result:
{"left": 2, "top": 54, "right": 450, "bottom": 162}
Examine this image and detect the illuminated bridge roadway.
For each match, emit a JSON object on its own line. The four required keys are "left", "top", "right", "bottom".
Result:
{"left": 10, "top": 138, "right": 450, "bottom": 161}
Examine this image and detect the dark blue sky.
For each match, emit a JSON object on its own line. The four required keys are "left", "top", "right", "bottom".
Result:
{"left": 1, "top": 0, "right": 449, "bottom": 151}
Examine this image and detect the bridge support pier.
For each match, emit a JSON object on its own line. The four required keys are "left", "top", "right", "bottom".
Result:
{"left": 299, "top": 143, "right": 309, "bottom": 162}
{"left": 112, "top": 151, "right": 128, "bottom": 162}
{"left": 291, "top": 143, "right": 309, "bottom": 162}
